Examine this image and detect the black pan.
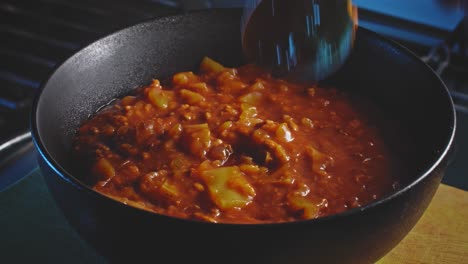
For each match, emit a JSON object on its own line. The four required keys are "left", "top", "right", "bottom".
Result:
{"left": 31, "top": 9, "right": 456, "bottom": 264}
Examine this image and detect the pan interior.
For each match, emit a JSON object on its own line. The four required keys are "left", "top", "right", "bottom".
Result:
{"left": 34, "top": 9, "right": 454, "bottom": 188}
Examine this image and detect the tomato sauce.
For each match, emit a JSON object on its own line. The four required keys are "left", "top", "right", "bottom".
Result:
{"left": 73, "top": 57, "right": 400, "bottom": 223}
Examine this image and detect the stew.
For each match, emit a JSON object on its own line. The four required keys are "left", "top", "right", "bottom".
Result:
{"left": 73, "top": 57, "right": 400, "bottom": 223}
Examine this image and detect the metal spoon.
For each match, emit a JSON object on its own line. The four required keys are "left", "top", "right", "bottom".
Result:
{"left": 242, "top": 0, "right": 358, "bottom": 83}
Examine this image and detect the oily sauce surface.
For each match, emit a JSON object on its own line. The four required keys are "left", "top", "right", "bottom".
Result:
{"left": 73, "top": 58, "right": 399, "bottom": 223}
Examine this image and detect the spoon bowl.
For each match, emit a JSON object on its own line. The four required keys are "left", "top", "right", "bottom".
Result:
{"left": 242, "top": 0, "right": 358, "bottom": 82}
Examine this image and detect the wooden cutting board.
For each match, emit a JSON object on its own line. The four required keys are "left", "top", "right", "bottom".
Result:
{"left": 378, "top": 184, "right": 468, "bottom": 264}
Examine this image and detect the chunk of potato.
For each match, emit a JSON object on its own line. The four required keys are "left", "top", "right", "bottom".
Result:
{"left": 200, "top": 166, "right": 256, "bottom": 210}
{"left": 239, "top": 92, "right": 263, "bottom": 105}
{"left": 219, "top": 121, "right": 233, "bottom": 132}
{"left": 92, "top": 158, "right": 115, "bottom": 181}
{"left": 188, "top": 82, "right": 210, "bottom": 93}
{"left": 200, "top": 57, "right": 225, "bottom": 73}
{"left": 180, "top": 89, "right": 205, "bottom": 104}
{"left": 182, "top": 123, "right": 212, "bottom": 158}
{"left": 238, "top": 103, "right": 264, "bottom": 132}
{"left": 251, "top": 129, "right": 290, "bottom": 164}
{"left": 240, "top": 103, "right": 258, "bottom": 118}
{"left": 173, "top": 72, "right": 197, "bottom": 85}
{"left": 283, "top": 115, "right": 299, "bottom": 132}
{"left": 148, "top": 87, "right": 171, "bottom": 109}
{"left": 159, "top": 180, "right": 180, "bottom": 201}
{"left": 264, "top": 139, "right": 290, "bottom": 163}
{"left": 276, "top": 123, "right": 294, "bottom": 142}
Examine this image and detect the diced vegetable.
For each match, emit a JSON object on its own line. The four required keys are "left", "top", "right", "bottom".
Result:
{"left": 92, "top": 158, "right": 115, "bottom": 180}
{"left": 252, "top": 128, "right": 271, "bottom": 142}
{"left": 265, "top": 139, "right": 290, "bottom": 163}
{"left": 219, "top": 121, "right": 233, "bottom": 132}
{"left": 276, "top": 123, "right": 294, "bottom": 142}
{"left": 239, "top": 92, "right": 263, "bottom": 105}
{"left": 237, "top": 103, "right": 264, "bottom": 133}
{"left": 200, "top": 56, "right": 225, "bottom": 73}
{"left": 250, "top": 80, "right": 265, "bottom": 91}
{"left": 223, "top": 80, "right": 247, "bottom": 91}
{"left": 252, "top": 128, "right": 290, "bottom": 164}
{"left": 188, "top": 82, "right": 210, "bottom": 93}
{"left": 240, "top": 117, "right": 264, "bottom": 128}
{"left": 306, "top": 146, "right": 334, "bottom": 176}
{"left": 160, "top": 180, "right": 180, "bottom": 200}
{"left": 200, "top": 166, "right": 256, "bottom": 210}
{"left": 173, "top": 72, "right": 197, "bottom": 85}
{"left": 182, "top": 123, "right": 212, "bottom": 158}
{"left": 238, "top": 117, "right": 264, "bottom": 132}
{"left": 180, "top": 89, "right": 205, "bottom": 104}
{"left": 240, "top": 103, "right": 258, "bottom": 118}
{"left": 184, "top": 123, "right": 210, "bottom": 130}
{"left": 283, "top": 115, "right": 299, "bottom": 132}
{"left": 217, "top": 71, "right": 236, "bottom": 84}
{"left": 148, "top": 87, "right": 170, "bottom": 109}
{"left": 287, "top": 194, "right": 320, "bottom": 219}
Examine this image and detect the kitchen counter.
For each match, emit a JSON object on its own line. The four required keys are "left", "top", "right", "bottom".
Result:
{"left": 379, "top": 184, "right": 468, "bottom": 263}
